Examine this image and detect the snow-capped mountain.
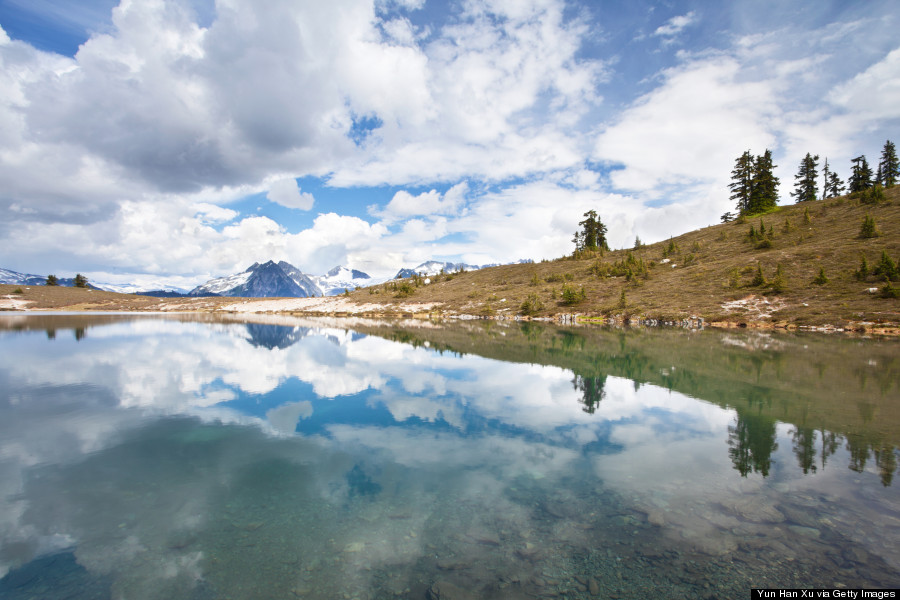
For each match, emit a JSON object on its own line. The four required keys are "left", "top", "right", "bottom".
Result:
{"left": 314, "top": 265, "right": 381, "bottom": 296}
{"left": 92, "top": 282, "right": 191, "bottom": 295}
{"left": 189, "top": 261, "right": 385, "bottom": 298}
{"left": 393, "top": 261, "right": 484, "bottom": 279}
{"left": 5, "top": 257, "right": 533, "bottom": 299}
{"left": 276, "top": 261, "right": 324, "bottom": 297}
{"left": 1, "top": 267, "right": 190, "bottom": 294}
{"left": 189, "top": 261, "right": 319, "bottom": 297}
{"left": 392, "top": 259, "right": 533, "bottom": 279}
{"left": 0, "top": 268, "right": 46, "bottom": 286}
{"left": 0, "top": 268, "right": 98, "bottom": 289}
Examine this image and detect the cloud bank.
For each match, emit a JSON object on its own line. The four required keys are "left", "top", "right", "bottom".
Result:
{"left": 0, "top": 0, "right": 898, "bottom": 284}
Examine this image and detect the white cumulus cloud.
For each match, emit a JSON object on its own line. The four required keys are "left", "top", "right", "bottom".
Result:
{"left": 266, "top": 178, "right": 315, "bottom": 211}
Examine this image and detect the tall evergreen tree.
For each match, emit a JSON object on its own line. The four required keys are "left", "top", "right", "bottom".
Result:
{"left": 879, "top": 139, "right": 898, "bottom": 188}
{"left": 574, "top": 210, "right": 609, "bottom": 252}
{"left": 748, "top": 149, "right": 779, "bottom": 214}
{"left": 45, "top": 274, "right": 59, "bottom": 286}
{"left": 826, "top": 170, "right": 845, "bottom": 198}
{"left": 821, "top": 158, "right": 831, "bottom": 200}
{"left": 729, "top": 150, "right": 754, "bottom": 215}
{"left": 791, "top": 152, "right": 819, "bottom": 203}
{"left": 849, "top": 155, "right": 873, "bottom": 193}
{"left": 73, "top": 273, "right": 88, "bottom": 288}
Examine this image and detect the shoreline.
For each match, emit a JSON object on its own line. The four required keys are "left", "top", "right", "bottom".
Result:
{"left": 3, "top": 293, "right": 899, "bottom": 336}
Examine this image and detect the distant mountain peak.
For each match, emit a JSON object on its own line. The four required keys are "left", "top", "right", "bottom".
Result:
{"left": 188, "top": 260, "right": 382, "bottom": 298}
{"left": 190, "top": 260, "right": 319, "bottom": 298}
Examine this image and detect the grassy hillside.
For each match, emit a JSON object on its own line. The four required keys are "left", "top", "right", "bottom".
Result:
{"left": 348, "top": 188, "right": 900, "bottom": 329}
{"left": 3, "top": 188, "right": 898, "bottom": 329}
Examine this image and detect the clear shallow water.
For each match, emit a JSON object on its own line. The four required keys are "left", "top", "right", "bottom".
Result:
{"left": 0, "top": 313, "right": 898, "bottom": 599}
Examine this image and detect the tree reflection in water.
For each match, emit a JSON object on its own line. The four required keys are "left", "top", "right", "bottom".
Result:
{"left": 572, "top": 374, "right": 607, "bottom": 414}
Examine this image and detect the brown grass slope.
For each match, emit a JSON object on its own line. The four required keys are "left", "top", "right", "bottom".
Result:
{"left": 0, "top": 284, "right": 241, "bottom": 311}
{"left": 3, "top": 188, "right": 898, "bottom": 328}
{"left": 351, "top": 188, "right": 900, "bottom": 328}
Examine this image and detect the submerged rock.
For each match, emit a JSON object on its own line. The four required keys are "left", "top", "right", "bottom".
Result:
{"left": 787, "top": 525, "right": 821, "bottom": 539}
{"left": 727, "top": 499, "right": 785, "bottom": 523}
{"left": 428, "top": 580, "right": 476, "bottom": 600}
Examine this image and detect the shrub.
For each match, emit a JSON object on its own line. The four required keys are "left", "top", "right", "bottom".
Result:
{"left": 393, "top": 282, "right": 415, "bottom": 298}
{"left": 520, "top": 294, "right": 545, "bottom": 315}
{"left": 662, "top": 239, "right": 678, "bottom": 258}
{"left": 530, "top": 272, "right": 541, "bottom": 286}
{"left": 881, "top": 283, "right": 900, "bottom": 299}
{"left": 750, "top": 263, "right": 767, "bottom": 287}
{"left": 12, "top": 287, "right": 23, "bottom": 294}
{"left": 618, "top": 289, "right": 627, "bottom": 309}
{"left": 859, "top": 214, "right": 880, "bottom": 239}
{"left": 874, "top": 251, "right": 899, "bottom": 282}
{"left": 812, "top": 267, "right": 828, "bottom": 285}
{"left": 561, "top": 284, "right": 585, "bottom": 305}
{"left": 769, "top": 263, "right": 787, "bottom": 294}
{"left": 590, "top": 260, "right": 611, "bottom": 278}
{"left": 545, "top": 273, "right": 564, "bottom": 283}
{"left": 855, "top": 255, "right": 870, "bottom": 281}
{"left": 860, "top": 185, "right": 885, "bottom": 205}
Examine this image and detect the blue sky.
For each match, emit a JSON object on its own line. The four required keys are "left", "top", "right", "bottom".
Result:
{"left": 0, "top": 0, "right": 898, "bottom": 287}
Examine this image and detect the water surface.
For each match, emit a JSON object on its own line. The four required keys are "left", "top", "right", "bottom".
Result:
{"left": 0, "top": 314, "right": 898, "bottom": 599}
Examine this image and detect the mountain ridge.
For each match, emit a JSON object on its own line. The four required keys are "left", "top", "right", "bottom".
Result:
{"left": 1, "top": 259, "right": 531, "bottom": 298}
{"left": 2, "top": 190, "right": 899, "bottom": 331}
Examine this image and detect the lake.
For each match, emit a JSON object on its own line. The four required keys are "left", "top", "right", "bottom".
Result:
{"left": 0, "top": 313, "right": 898, "bottom": 599}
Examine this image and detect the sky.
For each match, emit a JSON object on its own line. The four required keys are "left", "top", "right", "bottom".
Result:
{"left": 0, "top": 0, "right": 898, "bottom": 288}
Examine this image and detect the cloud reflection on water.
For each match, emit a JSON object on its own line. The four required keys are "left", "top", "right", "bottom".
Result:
{"left": 0, "top": 315, "right": 898, "bottom": 597}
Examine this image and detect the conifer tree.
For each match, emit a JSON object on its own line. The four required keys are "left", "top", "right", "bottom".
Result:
{"left": 791, "top": 153, "right": 819, "bottom": 203}
{"left": 748, "top": 150, "right": 779, "bottom": 214}
{"left": 73, "top": 273, "right": 88, "bottom": 288}
{"left": 826, "top": 170, "right": 844, "bottom": 198}
{"left": 879, "top": 140, "right": 898, "bottom": 188}
{"left": 574, "top": 210, "right": 609, "bottom": 252}
{"left": 849, "top": 155, "right": 873, "bottom": 193}
{"left": 45, "top": 274, "right": 59, "bottom": 286}
{"left": 821, "top": 158, "right": 831, "bottom": 200}
{"left": 729, "top": 150, "right": 754, "bottom": 215}
{"left": 859, "top": 214, "right": 879, "bottom": 239}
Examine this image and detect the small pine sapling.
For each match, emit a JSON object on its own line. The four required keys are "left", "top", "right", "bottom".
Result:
{"left": 859, "top": 214, "right": 879, "bottom": 239}
{"left": 751, "top": 263, "right": 767, "bottom": 287}
{"left": 769, "top": 263, "right": 787, "bottom": 294}
{"left": 812, "top": 267, "right": 828, "bottom": 285}
{"left": 855, "top": 255, "right": 869, "bottom": 281}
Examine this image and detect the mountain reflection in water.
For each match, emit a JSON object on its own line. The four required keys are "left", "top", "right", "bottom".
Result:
{"left": 0, "top": 313, "right": 898, "bottom": 599}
